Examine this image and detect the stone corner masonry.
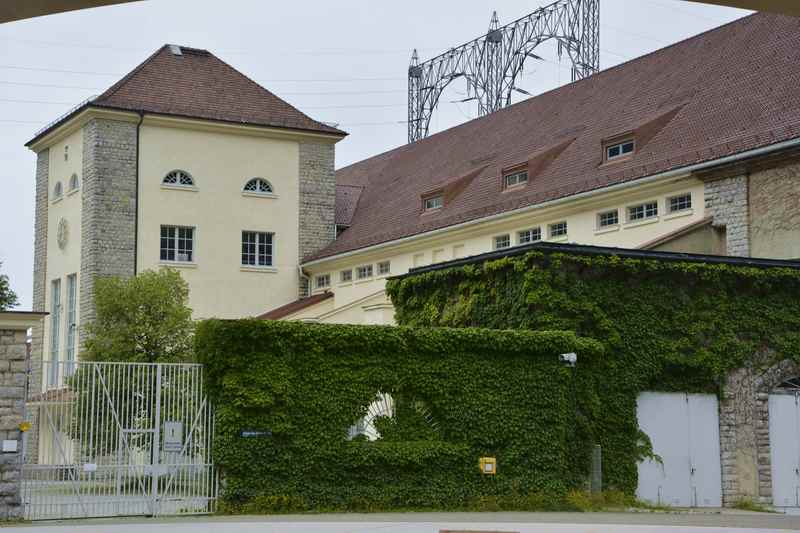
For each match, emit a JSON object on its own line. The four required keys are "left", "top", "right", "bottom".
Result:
{"left": 0, "top": 312, "right": 45, "bottom": 520}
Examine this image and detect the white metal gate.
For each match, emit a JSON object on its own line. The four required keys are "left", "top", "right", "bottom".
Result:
{"left": 770, "top": 392, "right": 800, "bottom": 508}
{"left": 22, "top": 361, "right": 218, "bottom": 520}
{"left": 636, "top": 392, "right": 722, "bottom": 507}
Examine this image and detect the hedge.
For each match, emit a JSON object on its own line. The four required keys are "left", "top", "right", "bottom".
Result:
{"left": 386, "top": 250, "right": 800, "bottom": 493}
{"left": 196, "top": 319, "right": 602, "bottom": 512}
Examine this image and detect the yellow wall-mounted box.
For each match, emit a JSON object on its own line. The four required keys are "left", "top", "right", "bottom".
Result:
{"left": 479, "top": 456, "right": 497, "bottom": 475}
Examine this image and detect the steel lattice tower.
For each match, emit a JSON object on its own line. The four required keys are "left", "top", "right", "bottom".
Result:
{"left": 408, "top": 0, "right": 600, "bottom": 143}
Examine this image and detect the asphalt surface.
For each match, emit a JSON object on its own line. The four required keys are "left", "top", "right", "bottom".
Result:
{"left": 5, "top": 511, "right": 800, "bottom": 532}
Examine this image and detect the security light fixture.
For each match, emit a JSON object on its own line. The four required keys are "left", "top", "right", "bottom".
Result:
{"left": 559, "top": 352, "right": 577, "bottom": 366}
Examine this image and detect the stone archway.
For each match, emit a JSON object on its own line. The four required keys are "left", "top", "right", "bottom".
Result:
{"left": 719, "top": 358, "right": 800, "bottom": 505}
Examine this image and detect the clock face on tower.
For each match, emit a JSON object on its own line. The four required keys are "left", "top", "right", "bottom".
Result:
{"left": 57, "top": 218, "right": 68, "bottom": 250}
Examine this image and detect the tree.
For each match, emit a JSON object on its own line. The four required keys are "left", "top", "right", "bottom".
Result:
{"left": 0, "top": 261, "right": 19, "bottom": 311}
{"left": 83, "top": 268, "right": 194, "bottom": 362}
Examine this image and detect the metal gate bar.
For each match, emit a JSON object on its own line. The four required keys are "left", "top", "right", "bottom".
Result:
{"left": 22, "top": 361, "right": 218, "bottom": 520}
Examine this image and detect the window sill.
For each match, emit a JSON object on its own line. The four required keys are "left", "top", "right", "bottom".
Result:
{"left": 66, "top": 188, "right": 80, "bottom": 197}
{"left": 548, "top": 235, "right": 569, "bottom": 242}
{"left": 240, "top": 265, "right": 277, "bottom": 273}
{"left": 51, "top": 197, "right": 63, "bottom": 205}
{"left": 664, "top": 208, "right": 694, "bottom": 221}
{"left": 354, "top": 278, "right": 373, "bottom": 285}
{"left": 161, "top": 184, "right": 199, "bottom": 193}
{"left": 242, "top": 192, "right": 278, "bottom": 199}
{"left": 159, "top": 261, "right": 197, "bottom": 269}
{"left": 624, "top": 216, "right": 659, "bottom": 229}
{"left": 594, "top": 225, "right": 620, "bottom": 235}
{"left": 338, "top": 281, "right": 353, "bottom": 287}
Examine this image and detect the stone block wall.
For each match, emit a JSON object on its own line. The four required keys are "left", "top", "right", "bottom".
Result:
{"left": 30, "top": 149, "right": 49, "bottom": 407}
{"left": 298, "top": 141, "right": 336, "bottom": 297}
{"left": 704, "top": 174, "right": 750, "bottom": 257}
{"left": 79, "top": 119, "right": 138, "bottom": 347}
{"left": 719, "top": 358, "right": 799, "bottom": 506}
{"left": 749, "top": 161, "right": 800, "bottom": 259}
{"left": 0, "top": 326, "right": 30, "bottom": 520}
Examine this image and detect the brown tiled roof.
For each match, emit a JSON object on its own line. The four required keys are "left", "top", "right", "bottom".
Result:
{"left": 257, "top": 292, "right": 333, "bottom": 320}
{"left": 321, "top": 13, "right": 800, "bottom": 262}
{"left": 28, "top": 44, "right": 345, "bottom": 146}
{"left": 335, "top": 184, "right": 364, "bottom": 228}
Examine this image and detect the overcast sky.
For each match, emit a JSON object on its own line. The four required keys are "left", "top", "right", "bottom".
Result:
{"left": 0, "top": 0, "right": 750, "bottom": 309}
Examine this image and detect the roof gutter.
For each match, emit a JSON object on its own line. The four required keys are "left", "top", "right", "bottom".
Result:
{"left": 303, "top": 136, "right": 800, "bottom": 268}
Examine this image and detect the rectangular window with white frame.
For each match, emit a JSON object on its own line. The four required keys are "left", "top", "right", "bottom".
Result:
{"left": 49, "top": 279, "right": 61, "bottom": 386}
{"left": 377, "top": 261, "right": 391, "bottom": 276}
{"left": 605, "top": 139, "right": 635, "bottom": 161}
{"left": 315, "top": 274, "right": 330, "bottom": 289}
{"left": 503, "top": 169, "right": 528, "bottom": 189}
{"left": 423, "top": 195, "right": 443, "bottom": 211}
{"left": 628, "top": 201, "right": 658, "bottom": 222}
{"left": 518, "top": 227, "right": 542, "bottom": 245}
{"left": 549, "top": 221, "right": 568, "bottom": 238}
{"left": 65, "top": 274, "right": 77, "bottom": 374}
{"left": 356, "top": 264, "right": 373, "bottom": 280}
{"left": 597, "top": 209, "right": 619, "bottom": 228}
{"left": 161, "top": 225, "right": 195, "bottom": 262}
{"left": 340, "top": 269, "right": 353, "bottom": 283}
{"left": 668, "top": 193, "right": 692, "bottom": 213}
{"left": 493, "top": 234, "right": 511, "bottom": 250}
{"left": 241, "top": 231, "right": 274, "bottom": 267}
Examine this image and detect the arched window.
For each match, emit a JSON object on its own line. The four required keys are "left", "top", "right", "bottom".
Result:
{"left": 68, "top": 173, "right": 79, "bottom": 192}
{"left": 53, "top": 181, "right": 63, "bottom": 200}
{"left": 243, "top": 177, "right": 274, "bottom": 195}
{"left": 162, "top": 170, "right": 195, "bottom": 187}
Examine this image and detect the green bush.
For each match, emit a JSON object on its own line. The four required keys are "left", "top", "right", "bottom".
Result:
{"left": 196, "top": 320, "right": 602, "bottom": 512}
{"left": 387, "top": 250, "right": 800, "bottom": 493}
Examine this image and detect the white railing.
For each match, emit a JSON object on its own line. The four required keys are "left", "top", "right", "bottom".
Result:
{"left": 23, "top": 360, "right": 218, "bottom": 520}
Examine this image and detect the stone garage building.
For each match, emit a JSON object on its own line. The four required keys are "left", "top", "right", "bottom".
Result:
{"left": 386, "top": 241, "right": 800, "bottom": 508}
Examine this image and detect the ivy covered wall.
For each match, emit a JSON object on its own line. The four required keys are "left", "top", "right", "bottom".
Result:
{"left": 196, "top": 320, "right": 602, "bottom": 512}
{"left": 386, "top": 249, "right": 800, "bottom": 494}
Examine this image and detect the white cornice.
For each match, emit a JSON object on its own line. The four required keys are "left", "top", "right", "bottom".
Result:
{"left": 28, "top": 107, "right": 344, "bottom": 153}
{"left": 141, "top": 115, "right": 345, "bottom": 143}
{"left": 0, "top": 312, "right": 47, "bottom": 331}
{"left": 27, "top": 107, "right": 140, "bottom": 152}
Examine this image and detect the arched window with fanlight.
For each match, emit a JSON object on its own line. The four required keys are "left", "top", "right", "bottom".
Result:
{"left": 52, "top": 181, "right": 63, "bottom": 201}
{"left": 242, "top": 177, "right": 275, "bottom": 197}
{"left": 162, "top": 169, "right": 195, "bottom": 188}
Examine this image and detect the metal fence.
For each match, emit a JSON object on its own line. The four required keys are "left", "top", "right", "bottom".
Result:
{"left": 23, "top": 361, "right": 218, "bottom": 520}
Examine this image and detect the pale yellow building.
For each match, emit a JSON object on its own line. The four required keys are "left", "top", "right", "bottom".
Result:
{"left": 267, "top": 12, "right": 800, "bottom": 324}
{"left": 28, "top": 44, "right": 345, "bottom": 383}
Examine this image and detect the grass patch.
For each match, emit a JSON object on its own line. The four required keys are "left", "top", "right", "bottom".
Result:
{"left": 732, "top": 498, "right": 775, "bottom": 513}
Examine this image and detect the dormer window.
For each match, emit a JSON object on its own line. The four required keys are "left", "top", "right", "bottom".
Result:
{"left": 605, "top": 139, "right": 635, "bottom": 162}
{"left": 503, "top": 169, "right": 528, "bottom": 189}
{"left": 423, "top": 194, "right": 443, "bottom": 211}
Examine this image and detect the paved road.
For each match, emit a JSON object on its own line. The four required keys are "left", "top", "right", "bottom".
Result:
{"left": 7, "top": 512, "right": 800, "bottom": 532}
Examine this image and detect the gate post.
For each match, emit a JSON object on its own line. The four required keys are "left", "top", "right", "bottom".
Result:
{"left": 151, "top": 364, "right": 162, "bottom": 515}
{"left": 0, "top": 312, "right": 46, "bottom": 520}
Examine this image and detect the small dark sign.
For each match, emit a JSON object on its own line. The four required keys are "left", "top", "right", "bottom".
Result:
{"left": 240, "top": 430, "right": 272, "bottom": 438}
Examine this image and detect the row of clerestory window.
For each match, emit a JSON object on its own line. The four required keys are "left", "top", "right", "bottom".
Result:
{"left": 162, "top": 170, "right": 275, "bottom": 196}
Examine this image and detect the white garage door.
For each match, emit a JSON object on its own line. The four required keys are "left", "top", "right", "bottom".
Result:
{"left": 636, "top": 392, "right": 722, "bottom": 507}
{"left": 769, "top": 393, "right": 800, "bottom": 507}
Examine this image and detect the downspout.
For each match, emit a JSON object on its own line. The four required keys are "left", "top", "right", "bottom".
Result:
{"left": 133, "top": 112, "right": 143, "bottom": 275}
{"left": 298, "top": 266, "right": 310, "bottom": 298}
